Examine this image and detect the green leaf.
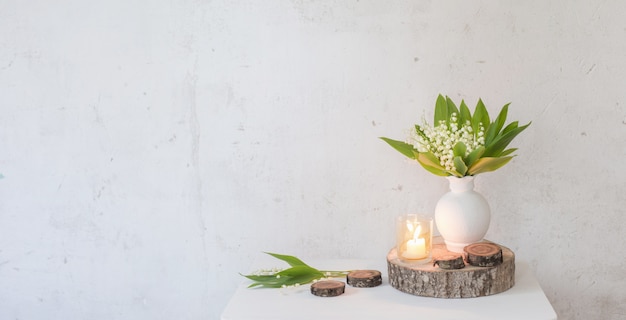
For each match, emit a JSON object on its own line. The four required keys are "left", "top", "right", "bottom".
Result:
{"left": 242, "top": 265, "right": 325, "bottom": 288}
{"left": 264, "top": 252, "right": 310, "bottom": 267}
{"left": 241, "top": 274, "right": 289, "bottom": 288}
{"left": 242, "top": 253, "right": 348, "bottom": 289}
{"left": 416, "top": 152, "right": 449, "bottom": 176}
{"left": 485, "top": 103, "right": 510, "bottom": 145}
{"left": 380, "top": 137, "right": 416, "bottom": 160}
{"left": 453, "top": 156, "right": 468, "bottom": 176}
{"left": 464, "top": 146, "right": 485, "bottom": 168}
{"left": 446, "top": 96, "right": 460, "bottom": 123}
{"left": 277, "top": 265, "right": 324, "bottom": 278}
{"left": 241, "top": 274, "right": 278, "bottom": 282}
{"left": 472, "top": 98, "right": 490, "bottom": 134}
{"left": 501, "top": 121, "right": 519, "bottom": 135}
{"left": 418, "top": 163, "right": 450, "bottom": 176}
{"left": 452, "top": 141, "right": 467, "bottom": 158}
{"left": 459, "top": 100, "right": 472, "bottom": 126}
{"left": 434, "top": 94, "right": 448, "bottom": 127}
{"left": 483, "top": 122, "right": 531, "bottom": 157}
{"left": 467, "top": 156, "right": 514, "bottom": 175}
{"left": 500, "top": 148, "right": 518, "bottom": 157}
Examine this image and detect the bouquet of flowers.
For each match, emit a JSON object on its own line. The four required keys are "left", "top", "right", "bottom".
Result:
{"left": 380, "top": 94, "right": 530, "bottom": 177}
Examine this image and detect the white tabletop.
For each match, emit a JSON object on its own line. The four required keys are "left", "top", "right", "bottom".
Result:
{"left": 221, "top": 256, "right": 557, "bottom": 320}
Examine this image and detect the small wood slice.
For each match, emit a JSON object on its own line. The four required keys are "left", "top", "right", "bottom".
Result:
{"left": 464, "top": 243, "right": 503, "bottom": 267}
{"left": 346, "top": 270, "right": 382, "bottom": 288}
{"left": 433, "top": 254, "right": 465, "bottom": 270}
{"left": 310, "top": 280, "right": 345, "bottom": 297}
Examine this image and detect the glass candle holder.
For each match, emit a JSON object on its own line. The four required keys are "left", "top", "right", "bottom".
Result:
{"left": 396, "top": 214, "right": 433, "bottom": 263}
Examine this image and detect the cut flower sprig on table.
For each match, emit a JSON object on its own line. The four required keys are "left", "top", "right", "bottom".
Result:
{"left": 241, "top": 252, "right": 350, "bottom": 288}
{"left": 380, "top": 94, "right": 530, "bottom": 177}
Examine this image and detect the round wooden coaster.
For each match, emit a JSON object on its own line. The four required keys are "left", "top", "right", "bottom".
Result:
{"left": 464, "top": 243, "right": 503, "bottom": 267}
{"left": 433, "top": 254, "right": 465, "bottom": 270}
{"left": 346, "top": 270, "right": 382, "bottom": 288}
{"left": 310, "top": 280, "right": 345, "bottom": 297}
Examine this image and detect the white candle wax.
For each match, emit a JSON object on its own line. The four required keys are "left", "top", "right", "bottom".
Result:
{"left": 402, "top": 238, "right": 426, "bottom": 259}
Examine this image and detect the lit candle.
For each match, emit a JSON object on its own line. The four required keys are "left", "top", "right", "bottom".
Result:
{"left": 402, "top": 224, "right": 427, "bottom": 259}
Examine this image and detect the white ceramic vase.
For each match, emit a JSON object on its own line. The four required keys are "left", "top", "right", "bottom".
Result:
{"left": 434, "top": 176, "right": 491, "bottom": 253}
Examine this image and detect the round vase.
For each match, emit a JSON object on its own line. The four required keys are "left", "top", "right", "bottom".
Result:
{"left": 434, "top": 176, "right": 491, "bottom": 253}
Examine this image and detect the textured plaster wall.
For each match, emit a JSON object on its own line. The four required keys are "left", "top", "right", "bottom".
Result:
{"left": 1, "top": 1, "right": 625, "bottom": 319}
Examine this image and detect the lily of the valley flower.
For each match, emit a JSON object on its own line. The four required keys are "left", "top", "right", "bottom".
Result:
{"left": 381, "top": 94, "right": 530, "bottom": 177}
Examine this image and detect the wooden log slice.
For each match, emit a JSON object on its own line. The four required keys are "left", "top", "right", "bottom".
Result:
{"left": 346, "top": 270, "right": 382, "bottom": 288}
{"left": 387, "top": 237, "right": 515, "bottom": 298}
{"left": 464, "top": 243, "right": 503, "bottom": 267}
{"left": 433, "top": 254, "right": 465, "bottom": 270}
{"left": 310, "top": 280, "right": 345, "bottom": 297}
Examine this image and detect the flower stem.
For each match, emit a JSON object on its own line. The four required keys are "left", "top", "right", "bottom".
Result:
{"left": 319, "top": 270, "right": 351, "bottom": 278}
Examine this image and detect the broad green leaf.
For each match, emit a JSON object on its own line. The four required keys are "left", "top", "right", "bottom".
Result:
{"left": 453, "top": 141, "right": 467, "bottom": 157}
{"left": 485, "top": 103, "right": 510, "bottom": 145}
{"left": 380, "top": 137, "right": 416, "bottom": 160}
{"left": 434, "top": 94, "right": 448, "bottom": 127}
{"left": 242, "top": 253, "right": 349, "bottom": 289}
{"left": 416, "top": 151, "right": 444, "bottom": 168}
{"left": 417, "top": 163, "right": 450, "bottom": 176}
{"left": 242, "top": 274, "right": 289, "bottom": 288}
{"left": 242, "top": 274, "right": 279, "bottom": 282}
{"left": 264, "top": 252, "right": 309, "bottom": 267}
{"left": 446, "top": 96, "right": 460, "bottom": 123}
{"left": 416, "top": 152, "right": 449, "bottom": 176}
{"left": 467, "top": 156, "right": 513, "bottom": 175}
{"left": 500, "top": 148, "right": 518, "bottom": 157}
{"left": 501, "top": 121, "right": 519, "bottom": 135}
{"left": 243, "top": 265, "right": 325, "bottom": 288}
{"left": 459, "top": 100, "right": 472, "bottom": 126}
{"left": 483, "top": 122, "right": 531, "bottom": 157}
{"left": 277, "top": 265, "right": 324, "bottom": 278}
{"left": 464, "top": 146, "right": 485, "bottom": 168}
{"left": 472, "top": 98, "right": 490, "bottom": 135}
{"left": 283, "top": 273, "right": 325, "bottom": 286}
{"left": 453, "top": 156, "right": 468, "bottom": 176}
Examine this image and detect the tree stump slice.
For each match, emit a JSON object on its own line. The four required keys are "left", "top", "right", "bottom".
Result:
{"left": 433, "top": 254, "right": 465, "bottom": 270}
{"left": 310, "top": 280, "right": 345, "bottom": 297}
{"left": 464, "top": 243, "right": 503, "bottom": 267}
{"left": 346, "top": 270, "right": 382, "bottom": 288}
{"left": 387, "top": 237, "right": 515, "bottom": 298}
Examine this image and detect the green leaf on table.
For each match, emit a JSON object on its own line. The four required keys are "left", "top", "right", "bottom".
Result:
{"left": 264, "top": 252, "right": 310, "bottom": 267}
{"left": 242, "top": 253, "right": 349, "bottom": 289}
{"left": 277, "top": 265, "right": 324, "bottom": 280}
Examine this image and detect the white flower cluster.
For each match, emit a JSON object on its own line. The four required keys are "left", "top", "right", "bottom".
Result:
{"left": 409, "top": 113, "right": 485, "bottom": 172}
{"left": 251, "top": 267, "right": 283, "bottom": 276}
